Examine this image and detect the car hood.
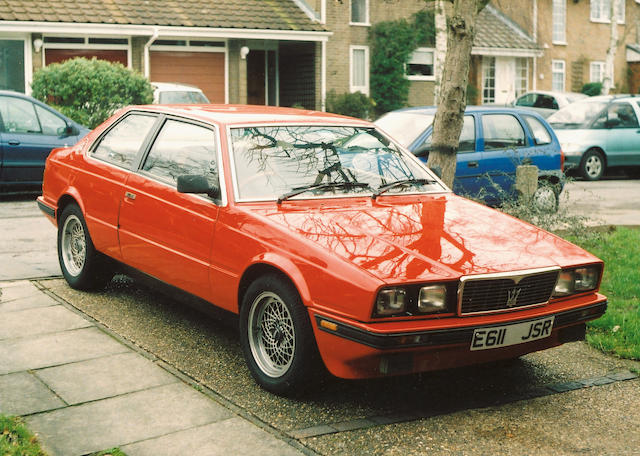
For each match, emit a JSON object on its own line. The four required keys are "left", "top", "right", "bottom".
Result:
{"left": 250, "top": 194, "right": 597, "bottom": 284}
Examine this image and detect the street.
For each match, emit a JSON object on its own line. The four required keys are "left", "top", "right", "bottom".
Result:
{"left": 1, "top": 180, "right": 639, "bottom": 455}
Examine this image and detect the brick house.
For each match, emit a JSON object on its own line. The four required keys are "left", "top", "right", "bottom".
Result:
{"left": 3, "top": 0, "right": 622, "bottom": 114}
{"left": 494, "top": 0, "right": 640, "bottom": 95}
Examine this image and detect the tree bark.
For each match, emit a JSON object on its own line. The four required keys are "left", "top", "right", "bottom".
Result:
{"left": 603, "top": 0, "right": 619, "bottom": 95}
{"left": 433, "top": 0, "right": 448, "bottom": 105}
{"left": 427, "top": 0, "right": 486, "bottom": 187}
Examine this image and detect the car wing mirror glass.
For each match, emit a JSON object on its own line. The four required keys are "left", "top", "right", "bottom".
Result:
{"left": 177, "top": 174, "right": 220, "bottom": 199}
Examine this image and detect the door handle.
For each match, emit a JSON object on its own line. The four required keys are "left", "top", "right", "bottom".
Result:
{"left": 8, "top": 140, "right": 20, "bottom": 146}
{"left": 124, "top": 191, "right": 136, "bottom": 200}
{"left": 467, "top": 161, "right": 479, "bottom": 168}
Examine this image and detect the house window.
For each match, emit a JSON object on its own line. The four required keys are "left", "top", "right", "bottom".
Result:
{"left": 552, "top": 0, "right": 566, "bottom": 43}
{"left": 350, "top": 46, "right": 369, "bottom": 95}
{"left": 515, "top": 58, "right": 529, "bottom": 98}
{"left": 0, "top": 40, "right": 25, "bottom": 93}
{"left": 590, "top": 0, "right": 625, "bottom": 23}
{"left": 350, "top": 0, "right": 369, "bottom": 25}
{"left": 590, "top": 61, "right": 605, "bottom": 82}
{"left": 406, "top": 48, "right": 435, "bottom": 80}
{"left": 552, "top": 60, "right": 565, "bottom": 91}
{"left": 482, "top": 57, "right": 496, "bottom": 104}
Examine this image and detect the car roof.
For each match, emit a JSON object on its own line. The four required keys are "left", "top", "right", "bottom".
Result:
{"left": 384, "top": 105, "right": 545, "bottom": 116}
{"left": 151, "top": 82, "right": 205, "bottom": 92}
{"left": 124, "top": 104, "right": 372, "bottom": 127}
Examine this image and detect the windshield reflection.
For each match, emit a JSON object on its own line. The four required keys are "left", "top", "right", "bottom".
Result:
{"left": 548, "top": 100, "right": 608, "bottom": 128}
{"left": 230, "top": 125, "right": 442, "bottom": 201}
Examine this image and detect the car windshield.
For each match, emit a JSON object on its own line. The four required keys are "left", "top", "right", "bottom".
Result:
{"left": 374, "top": 112, "right": 434, "bottom": 147}
{"left": 548, "top": 100, "right": 608, "bottom": 128}
{"left": 158, "top": 91, "right": 210, "bottom": 104}
{"left": 230, "top": 125, "right": 443, "bottom": 201}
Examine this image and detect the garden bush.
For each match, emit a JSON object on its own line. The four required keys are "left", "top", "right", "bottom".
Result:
{"left": 325, "top": 90, "right": 376, "bottom": 119}
{"left": 31, "top": 57, "right": 153, "bottom": 129}
{"left": 582, "top": 82, "right": 602, "bottom": 96}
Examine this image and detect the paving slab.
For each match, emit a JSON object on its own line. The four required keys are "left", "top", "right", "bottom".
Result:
{"left": 0, "top": 290, "right": 58, "bottom": 312}
{"left": 0, "top": 305, "right": 92, "bottom": 340}
{"left": 0, "top": 327, "right": 130, "bottom": 375}
{"left": 121, "top": 417, "right": 303, "bottom": 456}
{"left": 0, "top": 372, "right": 66, "bottom": 416}
{"left": 27, "top": 382, "right": 234, "bottom": 456}
{"left": 36, "top": 352, "right": 178, "bottom": 405}
{"left": 0, "top": 280, "right": 42, "bottom": 302}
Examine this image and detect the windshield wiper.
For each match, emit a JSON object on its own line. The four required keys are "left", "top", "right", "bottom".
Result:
{"left": 372, "top": 178, "right": 438, "bottom": 199}
{"left": 277, "top": 182, "right": 371, "bottom": 204}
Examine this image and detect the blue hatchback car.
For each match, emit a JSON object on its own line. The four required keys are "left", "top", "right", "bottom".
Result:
{"left": 375, "top": 106, "right": 564, "bottom": 208}
{"left": 0, "top": 90, "right": 89, "bottom": 191}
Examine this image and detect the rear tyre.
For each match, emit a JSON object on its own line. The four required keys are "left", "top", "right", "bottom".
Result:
{"left": 239, "top": 274, "right": 320, "bottom": 395}
{"left": 58, "top": 204, "right": 114, "bottom": 290}
{"left": 580, "top": 149, "right": 605, "bottom": 181}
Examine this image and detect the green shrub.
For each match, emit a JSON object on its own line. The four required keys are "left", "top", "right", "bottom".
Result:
{"left": 325, "top": 90, "right": 376, "bottom": 119}
{"left": 31, "top": 57, "right": 153, "bottom": 128}
{"left": 582, "top": 82, "right": 603, "bottom": 96}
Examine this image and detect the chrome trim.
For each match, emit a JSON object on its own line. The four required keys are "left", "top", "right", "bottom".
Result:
{"left": 457, "top": 266, "right": 561, "bottom": 316}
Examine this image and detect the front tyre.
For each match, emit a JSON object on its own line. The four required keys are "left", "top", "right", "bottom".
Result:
{"left": 239, "top": 274, "right": 320, "bottom": 395}
{"left": 580, "top": 149, "right": 605, "bottom": 181}
{"left": 58, "top": 204, "right": 113, "bottom": 290}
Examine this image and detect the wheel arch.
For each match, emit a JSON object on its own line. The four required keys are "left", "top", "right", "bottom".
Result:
{"left": 585, "top": 146, "right": 607, "bottom": 165}
{"left": 56, "top": 191, "right": 84, "bottom": 223}
{"left": 237, "top": 257, "right": 312, "bottom": 313}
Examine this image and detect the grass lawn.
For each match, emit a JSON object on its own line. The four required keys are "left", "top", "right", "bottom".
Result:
{"left": 570, "top": 227, "right": 640, "bottom": 360}
{"left": 0, "top": 415, "right": 47, "bottom": 456}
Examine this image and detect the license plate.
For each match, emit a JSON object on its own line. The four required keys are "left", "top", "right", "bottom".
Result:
{"left": 470, "top": 316, "right": 555, "bottom": 351}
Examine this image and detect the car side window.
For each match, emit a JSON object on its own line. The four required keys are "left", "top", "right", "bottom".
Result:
{"left": 92, "top": 113, "right": 157, "bottom": 168}
{"left": 142, "top": 119, "right": 218, "bottom": 186}
{"left": 458, "top": 116, "right": 476, "bottom": 153}
{"left": 34, "top": 105, "right": 67, "bottom": 136}
{"left": 609, "top": 102, "right": 638, "bottom": 128}
{"left": 515, "top": 93, "right": 536, "bottom": 107}
{"left": 482, "top": 114, "right": 526, "bottom": 150}
{"left": 523, "top": 115, "right": 552, "bottom": 145}
{"left": 534, "top": 95, "right": 558, "bottom": 110}
{"left": 0, "top": 96, "right": 41, "bottom": 134}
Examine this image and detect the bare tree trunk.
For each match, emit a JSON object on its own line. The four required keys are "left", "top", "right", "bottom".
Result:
{"left": 433, "top": 0, "right": 448, "bottom": 105}
{"left": 427, "top": 0, "right": 486, "bottom": 188}
{"left": 603, "top": 0, "right": 619, "bottom": 95}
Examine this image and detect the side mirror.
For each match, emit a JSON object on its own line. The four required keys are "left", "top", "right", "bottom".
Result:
{"left": 58, "top": 124, "right": 79, "bottom": 137}
{"left": 414, "top": 143, "right": 431, "bottom": 158}
{"left": 177, "top": 174, "right": 220, "bottom": 199}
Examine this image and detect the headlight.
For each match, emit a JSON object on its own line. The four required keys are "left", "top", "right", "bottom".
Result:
{"left": 553, "top": 265, "right": 601, "bottom": 297}
{"left": 375, "top": 287, "right": 407, "bottom": 316}
{"left": 418, "top": 285, "right": 447, "bottom": 313}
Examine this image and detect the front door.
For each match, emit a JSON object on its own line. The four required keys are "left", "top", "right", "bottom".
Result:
{"left": 247, "top": 50, "right": 278, "bottom": 106}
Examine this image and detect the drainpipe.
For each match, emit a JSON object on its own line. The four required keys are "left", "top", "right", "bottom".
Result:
{"left": 144, "top": 27, "right": 160, "bottom": 79}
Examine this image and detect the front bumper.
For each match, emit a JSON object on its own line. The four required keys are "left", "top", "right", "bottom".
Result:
{"left": 311, "top": 294, "right": 607, "bottom": 379}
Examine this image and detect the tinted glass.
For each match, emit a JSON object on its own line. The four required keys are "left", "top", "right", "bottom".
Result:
{"left": 482, "top": 114, "right": 526, "bottom": 150}
{"left": 0, "top": 96, "right": 41, "bottom": 133}
{"left": 92, "top": 114, "right": 157, "bottom": 168}
{"left": 142, "top": 120, "right": 217, "bottom": 185}
{"left": 35, "top": 105, "right": 67, "bottom": 136}
{"left": 609, "top": 102, "right": 638, "bottom": 128}
{"left": 515, "top": 93, "right": 536, "bottom": 107}
{"left": 524, "top": 116, "right": 552, "bottom": 145}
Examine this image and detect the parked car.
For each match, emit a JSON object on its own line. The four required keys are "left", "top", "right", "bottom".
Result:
{"left": 151, "top": 82, "right": 210, "bottom": 104}
{"left": 375, "top": 106, "right": 564, "bottom": 210}
{"left": 548, "top": 95, "right": 640, "bottom": 180}
{"left": 511, "top": 91, "right": 587, "bottom": 118}
{"left": 38, "top": 105, "right": 606, "bottom": 395}
{"left": 0, "top": 90, "right": 89, "bottom": 191}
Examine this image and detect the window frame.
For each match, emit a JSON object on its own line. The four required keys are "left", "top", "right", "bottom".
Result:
{"left": 552, "top": 0, "right": 567, "bottom": 44}
{"left": 590, "top": 0, "right": 625, "bottom": 24}
{"left": 481, "top": 114, "right": 527, "bottom": 150}
{"left": 350, "top": 0, "right": 370, "bottom": 26}
{"left": 552, "top": 60, "right": 566, "bottom": 92}
{"left": 482, "top": 57, "right": 496, "bottom": 104}
{"left": 590, "top": 61, "right": 605, "bottom": 83}
{"left": 406, "top": 47, "right": 436, "bottom": 81}
{"left": 515, "top": 58, "right": 530, "bottom": 98}
{"left": 350, "top": 45, "right": 370, "bottom": 95}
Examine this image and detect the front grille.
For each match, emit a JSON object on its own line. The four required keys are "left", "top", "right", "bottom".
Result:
{"left": 459, "top": 269, "right": 559, "bottom": 315}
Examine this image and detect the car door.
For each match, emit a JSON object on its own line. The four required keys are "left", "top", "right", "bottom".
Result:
{"left": 478, "top": 113, "right": 534, "bottom": 202}
{"left": 117, "top": 117, "right": 221, "bottom": 300}
{"left": 0, "top": 95, "right": 77, "bottom": 185}
{"left": 450, "top": 115, "right": 484, "bottom": 197}
{"left": 599, "top": 101, "right": 640, "bottom": 167}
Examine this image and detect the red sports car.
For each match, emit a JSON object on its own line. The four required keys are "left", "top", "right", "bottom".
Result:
{"left": 38, "top": 105, "right": 607, "bottom": 395}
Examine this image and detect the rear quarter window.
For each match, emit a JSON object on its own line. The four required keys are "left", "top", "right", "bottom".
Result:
{"left": 91, "top": 113, "right": 157, "bottom": 168}
{"left": 523, "top": 115, "right": 552, "bottom": 145}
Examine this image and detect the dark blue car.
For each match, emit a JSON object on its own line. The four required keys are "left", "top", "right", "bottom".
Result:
{"left": 375, "top": 106, "right": 564, "bottom": 209}
{"left": 0, "top": 90, "right": 89, "bottom": 191}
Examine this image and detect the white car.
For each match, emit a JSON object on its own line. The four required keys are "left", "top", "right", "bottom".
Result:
{"left": 151, "top": 82, "right": 210, "bottom": 104}
{"left": 512, "top": 91, "right": 587, "bottom": 118}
